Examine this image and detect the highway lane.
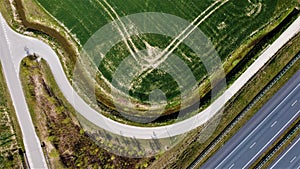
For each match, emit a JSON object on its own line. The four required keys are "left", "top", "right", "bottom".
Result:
{"left": 268, "top": 134, "right": 300, "bottom": 169}
{"left": 201, "top": 70, "right": 300, "bottom": 169}
{"left": 0, "top": 11, "right": 299, "bottom": 168}
{"left": 0, "top": 14, "right": 48, "bottom": 168}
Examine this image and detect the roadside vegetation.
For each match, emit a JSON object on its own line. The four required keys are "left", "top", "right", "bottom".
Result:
{"left": 0, "top": 65, "right": 24, "bottom": 168}
{"left": 190, "top": 33, "right": 300, "bottom": 168}
{"left": 29, "top": 0, "right": 299, "bottom": 123}
{"left": 0, "top": 0, "right": 299, "bottom": 168}
{"left": 1, "top": 0, "right": 298, "bottom": 126}
{"left": 149, "top": 28, "right": 300, "bottom": 168}
{"left": 20, "top": 56, "right": 151, "bottom": 168}
{"left": 251, "top": 119, "right": 300, "bottom": 168}
{"left": 0, "top": 0, "right": 79, "bottom": 79}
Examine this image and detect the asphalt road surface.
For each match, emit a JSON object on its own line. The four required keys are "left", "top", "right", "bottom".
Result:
{"left": 268, "top": 134, "right": 300, "bottom": 169}
{"left": 0, "top": 14, "right": 48, "bottom": 168}
{"left": 0, "top": 13, "right": 299, "bottom": 140}
{"left": 201, "top": 70, "right": 300, "bottom": 169}
{"left": 0, "top": 11, "right": 299, "bottom": 169}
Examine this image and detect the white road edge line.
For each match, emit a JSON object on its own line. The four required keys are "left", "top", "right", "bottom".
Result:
{"left": 269, "top": 136, "right": 300, "bottom": 169}
{"left": 215, "top": 83, "right": 300, "bottom": 169}
{"left": 242, "top": 110, "right": 300, "bottom": 169}
{"left": 0, "top": 4, "right": 299, "bottom": 169}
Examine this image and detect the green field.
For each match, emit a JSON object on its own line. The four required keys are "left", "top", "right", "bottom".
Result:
{"left": 34, "top": 0, "right": 294, "bottom": 58}
{"left": 34, "top": 0, "right": 298, "bottom": 120}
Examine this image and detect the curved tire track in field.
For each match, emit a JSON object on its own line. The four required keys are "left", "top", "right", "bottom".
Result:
{"left": 0, "top": 7, "right": 300, "bottom": 169}
{"left": 153, "top": 0, "right": 229, "bottom": 70}
{"left": 0, "top": 12, "right": 299, "bottom": 138}
{"left": 96, "top": 0, "right": 140, "bottom": 61}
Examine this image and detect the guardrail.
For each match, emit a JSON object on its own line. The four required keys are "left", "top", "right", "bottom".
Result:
{"left": 188, "top": 52, "right": 300, "bottom": 169}
{"left": 255, "top": 122, "right": 300, "bottom": 169}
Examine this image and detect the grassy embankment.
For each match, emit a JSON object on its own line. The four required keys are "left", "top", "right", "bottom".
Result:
{"left": 149, "top": 11, "right": 300, "bottom": 169}
{"left": 1, "top": 0, "right": 298, "bottom": 167}
{"left": 191, "top": 34, "right": 300, "bottom": 168}
{"left": 20, "top": 56, "right": 151, "bottom": 168}
{"left": 252, "top": 120, "right": 300, "bottom": 168}
{"left": 31, "top": 0, "right": 298, "bottom": 124}
{"left": 0, "top": 66, "right": 24, "bottom": 167}
{"left": 3, "top": 0, "right": 297, "bottom": 127}
{"left": 251, "top": 119, "right": 300, "bottom": 168}
{"left": 1, "top": 0, "right": 79, "bottom": 78}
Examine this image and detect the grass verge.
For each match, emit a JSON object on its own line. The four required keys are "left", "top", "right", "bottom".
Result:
{"left": 0, "top": 64, "right": 25, "bottom": 168}
{"left": 0, "top": 0, "right": 79, "bottom": 79}
{"left": 5, "top": 0, "right": 299, "bottom": 126}
{"left": 191, "top": 33, "right": 300, "bottom": 168}
{"left": 19, "top": 56, "right": 151, "bottom": 168}
{"left": 251, "top": 119, "right": 300, "bottom": 168}
{"left": 149, "top": 30, "right": 300, "bottom": 168}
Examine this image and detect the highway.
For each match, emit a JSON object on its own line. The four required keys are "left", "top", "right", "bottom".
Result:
{"left": 0, "top": 11, "right": 299, "bottom": 169}
{"left": 201, "top": 70, "right": 300, "bottom": 169}
{"left": 268, "top": 134, "right": 300, "bottom": 169}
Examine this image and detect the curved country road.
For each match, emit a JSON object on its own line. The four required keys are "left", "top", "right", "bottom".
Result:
{"left": 0, "top": 12, "right": 299, "bottom": 168}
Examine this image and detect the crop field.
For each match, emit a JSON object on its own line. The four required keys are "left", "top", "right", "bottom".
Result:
{"left": 34, "top": 0, "right": 295, "bottom": 58}
{"left": 34, "top": 0, "right": 298, "bottom": 120}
